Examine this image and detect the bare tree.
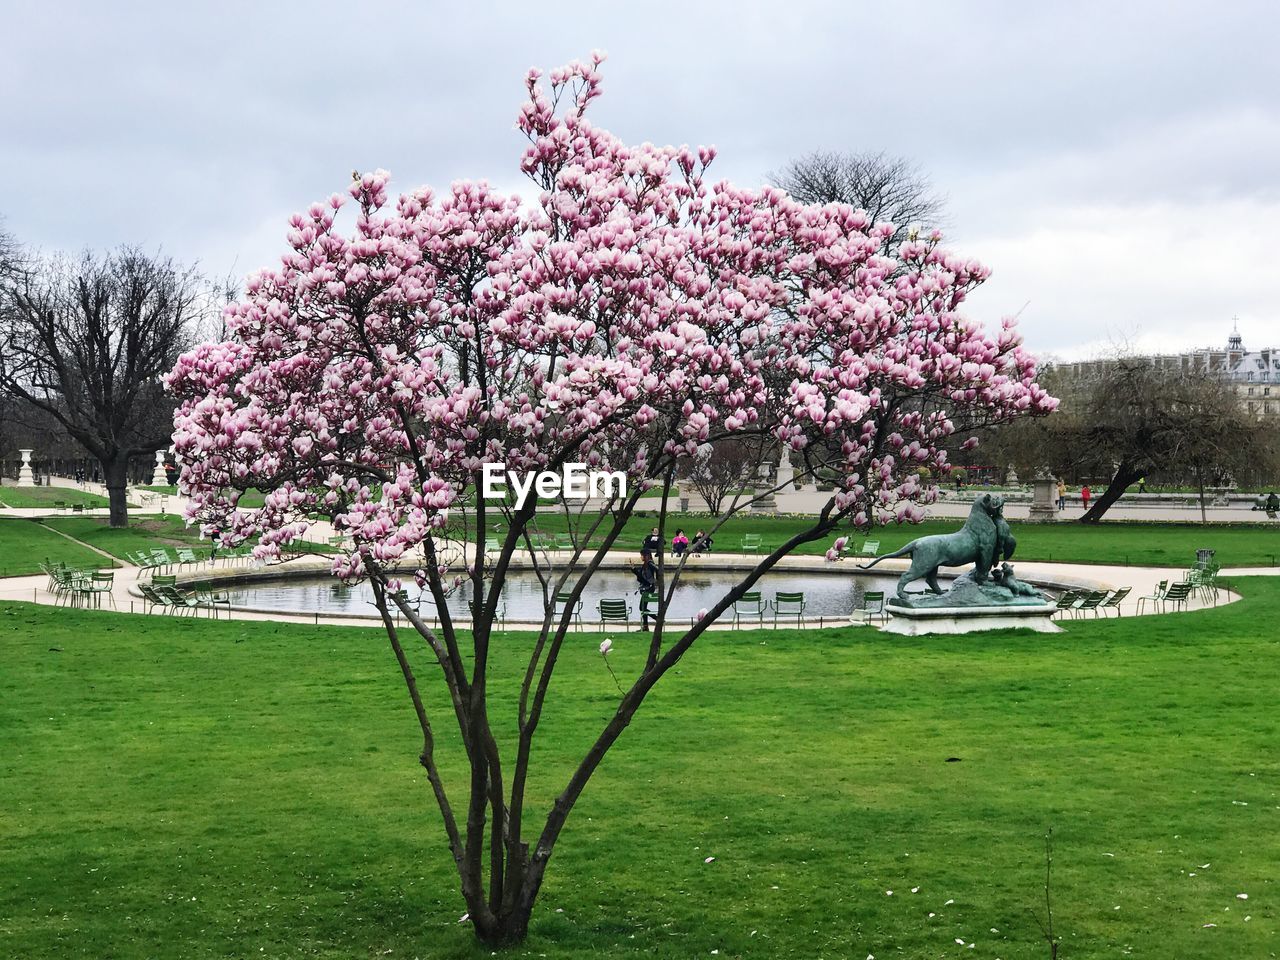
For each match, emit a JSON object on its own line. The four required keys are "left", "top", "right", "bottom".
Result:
{"left": 680, "top": 436, "right": 764, "bottom": 514}
{"left": 987, "top": 356, "right": 1279, "bottom": 522}
{"left": 0, "top": 247, "right": 207, "bottom": 526}
{"left": 770, "top": 151, "right": 946, "bottom": 245}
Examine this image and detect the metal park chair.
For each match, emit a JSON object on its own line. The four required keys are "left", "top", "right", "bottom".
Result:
{"left": 772, "top": 591, "right": 806, "bottom": 626}
{"left": 639, "top": 590, "right": 659, "bottom": 630}
{"left": 1052, "top": 589, "right": 1081, "bottom": 619}
{"left": 741, "top": 534, "right": 763, "bottom": 555}
{"left": 87, "top": 571, "right": 116, "bottom": 609}
{"left": 192, "top": 581, "right": 232, "bottom": 619}
{"left": 138, "top": 583, "right": 177, "bottom": 615}
{"left": 860, "top": 540, "right": 880, "bottom": 557}
{"left": 1161, "top": 581, "right": 1193, "bottom": 613}
{"left": 1136, "top": 580, "right": 1167, "bottom": 615}
{"left": 857, "top": 590, "right": 889, "bottom": 624}
{"left": 598, "top": 598, "right": 632, "bottom": 627}
{"left": 1070, "top": 591, "right": 1109, "bottom": 618}
{"left": 733, "top": 591, "right": 767, "bottom": 627}
{"left": 554, "top": 591, "right": 583, "bottom": 627}
{"left": 1097, "top": 587, "right": 1131, "bottom": 618}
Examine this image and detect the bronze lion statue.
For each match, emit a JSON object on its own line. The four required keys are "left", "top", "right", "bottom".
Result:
{"left": 860, "top": 494, "right": 1007, "bottom": 599}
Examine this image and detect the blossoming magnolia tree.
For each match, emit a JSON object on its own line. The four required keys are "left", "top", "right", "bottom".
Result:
{"left": 167, "top": 54, "right": 1056, "bottom": 944}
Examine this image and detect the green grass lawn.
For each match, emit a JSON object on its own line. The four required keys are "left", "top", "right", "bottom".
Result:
{"left": 0, "top": 487, "right": 114, "bottom": 509}
{"left": 1, "top": 581, "right": 1278, "bottom": 958}
{"left": 40, "top": 515, "right": 209, "bottom": 561}
{"left": 137, "top": 485, "right": 267, "bottom": 508}
{"left": 528, "top": 512, "right": 1280, "bottom": 568}
{"left": 0, "top": 519, "right": 115, "bottom": 576}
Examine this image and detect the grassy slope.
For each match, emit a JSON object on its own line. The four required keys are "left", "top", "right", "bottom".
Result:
{"left": 1, "top": 583, "right": 1278, "bottom": 958}
{"left": 0, "top": 519, "right": 114, "bottom": 576}
{"left": 529, "top": 511, "right": 1280, "bottom": 567}
{"left": 41, "top": 515, "right": 208, "bottom": 560}
{"left": 0, "top": 487, "right": 113, "bottom": 509}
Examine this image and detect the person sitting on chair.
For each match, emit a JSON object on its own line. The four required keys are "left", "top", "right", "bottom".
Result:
{"left": 691, "top": 529, "right": 713, "bottom": 554}
{"left": 671, "top": 528, "right": 689, "bottom": 556}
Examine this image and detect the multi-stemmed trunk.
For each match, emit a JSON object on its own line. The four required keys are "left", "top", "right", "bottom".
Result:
{"left": 371, "top": 497, "right": 843, "bottom": 947}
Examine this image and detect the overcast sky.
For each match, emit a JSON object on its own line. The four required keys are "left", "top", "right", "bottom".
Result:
{"left": 3, "top": 0, "right": 1277, "bottom": 359}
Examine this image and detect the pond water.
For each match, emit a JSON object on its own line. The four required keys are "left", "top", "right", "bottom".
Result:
{"left": 220, "top": 568, "right": 905, "bottom": 624}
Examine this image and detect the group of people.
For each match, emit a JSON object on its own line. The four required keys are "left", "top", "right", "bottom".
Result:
{"left": 1055, "top": 479, "right": 1092, "bottom": 512}
{"left": 640, "top": 525, "right": 713, "bottom": 558}
{"left": 631, "top": 526, "right": 715, "bottom": 629}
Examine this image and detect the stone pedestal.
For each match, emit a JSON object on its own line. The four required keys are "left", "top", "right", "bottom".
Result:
{"left": 750, "top": 462, "right": 777, "bottom": 514}
{"left": 880, "top": 603, "right": 1062, "bottom": 635}
{"left": 1029, "top": 471, "right": 1058, "bottom": 522}
{"left": 775, "top": 448, "right": 797, "bottom": 492}
{"left": 1005, "top": 465, "right": 1020, "bottom": 487}
{"left": 17, "top": 449, "right": 35, "bottom": 487}
{"left": 152, "top": 450, "right": 168, "bottom": 487}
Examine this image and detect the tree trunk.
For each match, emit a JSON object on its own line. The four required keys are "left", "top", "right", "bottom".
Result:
{"left": 1080, "top": 463, "right": 1142, "bottom": 523}
{"left": 103, "top": 457, "right": 130, "bottom": 528}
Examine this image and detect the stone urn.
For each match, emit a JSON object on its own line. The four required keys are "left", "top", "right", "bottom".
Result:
{"left": 17, "top": 449, "right": 35, "bottom": 487}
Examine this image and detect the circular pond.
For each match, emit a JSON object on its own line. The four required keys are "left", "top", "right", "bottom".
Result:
{"left": 219, "top": 568, "right": 903, "bottom": 624}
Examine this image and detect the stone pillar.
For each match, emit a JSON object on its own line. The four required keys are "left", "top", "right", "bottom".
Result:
{"left": 152, "top": 450, "right": 168, "bottom": 487}
{"left": 678, "top": 480, "right": 690, "bottom": 513}
{"left": 1029, "top": 469, "right": 1058, "bottom": 522}
{"left": 17, "top": 449, "right": 35, "bottom": 487}
{"left": 1005, "top": 465, "right": 1020, "bottom": 487}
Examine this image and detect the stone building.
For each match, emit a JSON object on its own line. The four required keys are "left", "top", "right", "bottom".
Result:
{"left": 1057, "top": 325, "right": 1279, "bottom": 419}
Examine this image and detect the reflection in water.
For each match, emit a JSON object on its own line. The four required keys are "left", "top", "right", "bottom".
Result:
{"left": 221, "top": 568, "right": 903, "bottom": 624}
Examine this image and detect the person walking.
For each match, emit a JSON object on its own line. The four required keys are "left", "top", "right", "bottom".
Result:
{"left": 1056, "top": 478, "right": 1066, "bottom": 511}
{"left": 1267, "top": 491, "right": 1279, "bottom": 520}
{"left": 1081, "top": 484, "right": 1092, "bottom": 512}
{"left": 1137, "top": 476, "right": 1147, "bottom": 495}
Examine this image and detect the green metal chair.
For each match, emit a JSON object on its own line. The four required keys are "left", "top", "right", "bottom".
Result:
{"left": 598, "top": 598, "right": 632, "bottom": 627}
{"left": 740, "top": 534, "right": 762, "bottom": 555}
{"left": 192, "top": 581, "right": 231, "bottom": 619}
{"left": 733, "top": 591, "right": 766, "bottom": 627}
{"left": 554, "top": 592, "right": 583, "bottom": 627}
{"left": 1161, "top": 581, "right": 1193, "bottom": 613}
{"left": 1097, "top": 587, "right": 1131, "bottom": 617}
{"left": 1135, "top": 580, "right": 1167, "bottom": 615}
{"left": 159, "top": 585, "right": 201, "bottom": 616}
{"left": 1052, "top": 589, "right": 1081, "bottom": 618}
{"left": 87, "top": 571, "right": 116, "bottom": 609}
{"left": 638, "top": 590, "right": 659, "bottom": 630}
{"left": 138, "top": 583, "right": 175, "bottom": 614}
{"left": 1071, "top": 591, "right": 1108, "bottom": 618}
{"left": 859, "top": 590, "right": 888, "bottom": 624}
{"left": 859, "top": 540, "right": 880, "bottom": 557}
{"left": 772, "top": 591, "right": 806, "bottom": 626}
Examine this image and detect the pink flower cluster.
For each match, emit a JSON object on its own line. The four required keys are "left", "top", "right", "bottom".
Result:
{"left": 167, "top": 53, "right": 1056, "bottom": 573}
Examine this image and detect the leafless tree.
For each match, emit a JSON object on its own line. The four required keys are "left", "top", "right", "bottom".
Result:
{"left": 680, "top": 436, "right": 764, "bottom": 514}
{"left": 0, "top": 247, "right": 208, "bottom": 526}
{"left": 986, "top": 356, "right": 1280, "bottom": 522}
{"left": 770, "top": 151, "right": 946, "bottom": 245}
